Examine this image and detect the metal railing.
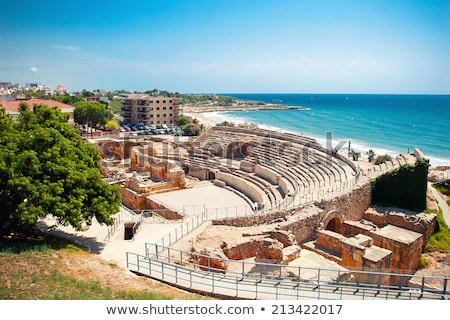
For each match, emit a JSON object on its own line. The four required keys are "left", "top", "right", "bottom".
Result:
{"left": 104, "top": 212, "right": 123, "bottom": 241}
{"left": 127, "top": 245, "right": 449, "bottom": 300}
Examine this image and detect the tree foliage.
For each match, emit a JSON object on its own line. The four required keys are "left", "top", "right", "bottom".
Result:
{"left": 176, "top": 115, "right": 194, "bottom": 127}
{"left": 73, "top": 101, "right": 112, "bottom": 127}
{"left": 371, "top": 158, "right": 429, "bottom": 211}
{"left": 374, "top": 154, "right": 392, "bottom": 165}
{"left": 366, "top": 149, "right": 376, "bottom": 162}
{"left": 182, "top": 123, "right": 201, "bottom": 136}
{"left": 0, "top": 104, "right": 121, "bottom": 235}
{"left": 349, "top": 149, "right": 361, "bottom": 161}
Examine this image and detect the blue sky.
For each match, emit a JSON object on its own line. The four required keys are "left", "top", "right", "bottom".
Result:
{"left": 1, "top": 0, "right": 449, "bottom": 93}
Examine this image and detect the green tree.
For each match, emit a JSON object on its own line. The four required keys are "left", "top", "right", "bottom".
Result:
{"left": 0, "top": 104, "right": 121, "bottom": 235}
{"left": 349, "top": 149, "right": 361, "bottom": 161}
{"left": 366, "top": 149, "right": 376, "bottom": 162}
{"left": 176, "top": 115, "right": 194, "bottom": 127}
{"left": 81, "top": 89, "right": 95, "bottom": 97}
{"left": 182, "top": 123, "right": 201, "bottom": 136}
{"left": 74, "top": 101, "right": 113, "bottom": 128}
{"left": 53, "top": 93, "right": 83, "bottom": 106}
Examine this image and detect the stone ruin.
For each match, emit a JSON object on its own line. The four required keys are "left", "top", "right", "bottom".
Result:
{"left": 89, "top": 126, "right": 436, "bottom": 285}
{"left": 180, "top": 187, "right": 436, "bottom": 285}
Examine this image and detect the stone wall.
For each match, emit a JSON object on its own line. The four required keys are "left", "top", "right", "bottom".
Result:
{"left": 187, "top": 165, "right": 209, "bottom": 180}
{"left": 363, "top": 207, "right": 436, "bottom": 245}
{"left": 370, "top": 225, "right": 423, "bottom": 273}
{"left": 213, "top": 205, "right": 324, "bottom": 244}
{"left": 315, "top": 230, "right": 346, "bottom": 256}
{"left": 317, "top": 183, "right": 372, "bottom": 221}
{"left": 342, "top": 220, "right": 423, "bottom": 279}
{"left": 121, "top": 187, "right": 183, "bottom": 220}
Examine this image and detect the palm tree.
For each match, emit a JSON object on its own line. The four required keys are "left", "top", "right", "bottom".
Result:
{"left": 366, "top": 149, "right": 376, "bottom": 162}
{"left": 350, "top": 149, "right": 361, "bottom": 161}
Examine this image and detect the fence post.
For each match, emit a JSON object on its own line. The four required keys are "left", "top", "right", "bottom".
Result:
{"left": 212, "top": 271, "right": 215, "bottom": 293}
{"left": 443, "top": 278, "right": 448, "bottom": 296}
{"left": 168, "top": 247, "right": 171, "bottom": 264}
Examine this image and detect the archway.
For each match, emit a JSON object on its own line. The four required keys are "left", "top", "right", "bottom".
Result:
{"left": 325, "top": 217, "right": 342, "bottom": 233}
{"left": 321, "top": 210, "right": 343, "bottom": 234}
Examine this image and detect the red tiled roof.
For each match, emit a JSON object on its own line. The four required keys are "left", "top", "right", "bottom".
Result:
{"left": 0, "top": 98, "right": 74, "bottom": 112}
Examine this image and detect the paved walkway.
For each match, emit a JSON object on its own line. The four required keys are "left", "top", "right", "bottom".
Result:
{"left": 430, "top": 183, "right": 450, "bottom": 227}
{"left": 39, "top": 183, "right": 254, "bottom": 268}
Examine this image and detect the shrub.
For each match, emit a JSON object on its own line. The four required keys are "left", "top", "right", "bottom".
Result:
{"left": 418, "top": 255, "right": 430, "bottom": 269}
{"left": 374, "top": 154, "right": 392, "bottom": 165}
{"left": 371, "top": 158, "right": 429, "bottom": 211}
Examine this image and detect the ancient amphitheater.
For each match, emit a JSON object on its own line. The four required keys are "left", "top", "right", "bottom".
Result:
{"left": 79, "top": 125, "right": 449, "bottom": 299}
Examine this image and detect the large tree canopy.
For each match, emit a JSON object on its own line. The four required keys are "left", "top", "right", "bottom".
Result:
{"left": 0, "top": 103, "right": 121, "bottom": 235}
{"left": 73, "top": 101, "right": 112, "bottom": 128}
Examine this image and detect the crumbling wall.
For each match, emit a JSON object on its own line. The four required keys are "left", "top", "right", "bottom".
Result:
{"left": 120, "top": 187, "right": 183, "bottom": 220}
{"left": 317, "top": 183, "right": 372, "bottom": 221}
{"left": 363, "top": 207, "right": 436, "bottom": 244}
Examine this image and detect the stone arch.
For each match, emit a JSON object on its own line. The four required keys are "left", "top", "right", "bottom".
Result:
{"left": 321, "top": 210, "right": 343, "bottom": 234}
{"left": 208, "top": 171, "right": 216, "bottom": 180}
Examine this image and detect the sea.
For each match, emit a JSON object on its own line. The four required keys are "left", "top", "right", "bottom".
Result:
{"left": 203, "top": 94, "right": 450, "bottom": 168}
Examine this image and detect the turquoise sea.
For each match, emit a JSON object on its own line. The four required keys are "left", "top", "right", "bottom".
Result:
{"left": 204, "top": 94, "right": 450, "bottom": 167}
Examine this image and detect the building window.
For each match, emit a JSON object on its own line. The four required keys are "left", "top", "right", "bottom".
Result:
{"left": 169, "top": 106, "right": 173, "bottom": 110}
{"left": 163, "top": 114, "right": 166, "bottom": 117}
{"left": 163, "top": 106, "right": 167, "bottom": 110}
{"left": 157, "top": 114, "right": 160, "bottom": 117}
{"left": 169, "top": 100, "right": 172, "bottom": 103}
{"left": 156, "top": 107, "right": 160, "bottom": 110}
{"left": 163, "top": 100, "right": 166, "bottom": 103}
{"left": 156, "top": 100, "right": 160, "bottom": 103}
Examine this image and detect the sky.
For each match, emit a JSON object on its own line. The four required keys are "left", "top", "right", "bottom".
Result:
{"left": 1, "top": 0, "right": 449, "bottom": 94}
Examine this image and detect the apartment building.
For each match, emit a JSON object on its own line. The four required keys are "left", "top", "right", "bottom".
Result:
{"left": 121, "top": 94, "right": 180, "bottom": 126}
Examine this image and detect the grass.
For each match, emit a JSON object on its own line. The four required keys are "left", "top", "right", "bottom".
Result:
{"left": 434, "top": 183, "right": 450, "bottom": 206}
{"left": 434, "top": 183, "right": 450, "bottom": 196}
{"left": 0, "top": 234, "right": 202, "bottom": 300}
{"left": 418, "top": 255, "right": 431, "bottom": 269}
{"left": 424, "top": 206, "right": 450, "bottom": 253}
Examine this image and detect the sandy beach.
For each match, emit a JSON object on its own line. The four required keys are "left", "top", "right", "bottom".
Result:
{"left": 182, "top": 111, "right": 219, "bottom": 129}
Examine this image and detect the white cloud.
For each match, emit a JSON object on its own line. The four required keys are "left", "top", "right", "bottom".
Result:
{"left": 30, "top": 67, "right": 39, "bottom": 73}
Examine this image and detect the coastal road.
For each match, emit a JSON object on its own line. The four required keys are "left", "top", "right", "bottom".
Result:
{"left": 430, "top": 183, "right": 450, "bottom": 227}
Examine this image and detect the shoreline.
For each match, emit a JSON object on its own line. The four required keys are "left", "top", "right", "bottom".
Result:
{"left": 180, "top": 97, "right": 450, "bottom": 168}
{"left": 182, "top": 110, "right": 450, "bottom": 169}
{"left": 182, "top": 103, "right": 306, "bottom": 114}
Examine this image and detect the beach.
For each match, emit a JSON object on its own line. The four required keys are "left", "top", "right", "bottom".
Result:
{"left": 181, "top": 94, "right": 450, "bottom": 168}
{"left": 182, "top": 111, "right": 219, "bottom": 129}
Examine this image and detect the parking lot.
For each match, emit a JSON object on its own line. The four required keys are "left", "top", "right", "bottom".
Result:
{"left": 120, "top": 123, "right": 184, "bottom": 136}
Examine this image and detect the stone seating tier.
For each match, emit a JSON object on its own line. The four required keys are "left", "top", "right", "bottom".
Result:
{"left": 187, "top": 126, "right": 358, "bottom": 212}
